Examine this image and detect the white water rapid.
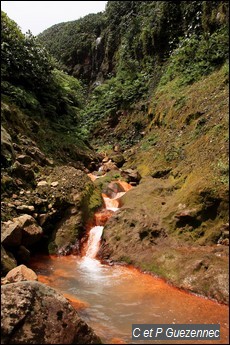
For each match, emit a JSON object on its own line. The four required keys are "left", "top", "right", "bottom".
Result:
{"left": 85, "top": 225, "right": 104, "bottom": 259}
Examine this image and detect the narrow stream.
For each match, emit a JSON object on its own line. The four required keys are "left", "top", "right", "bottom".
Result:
{"left": 29, "top": 178, "right": 229, "bottom": 344}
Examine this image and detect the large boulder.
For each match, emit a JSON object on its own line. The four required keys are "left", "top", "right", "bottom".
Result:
{"left": 99, "top": 176, "right": 229, "bottom": 304}
{"left": 1, "top": 281, "right": 101, "bottom": 344}
{"left": 35, "top": 166, "right": 103, "bottom": 254}
{"left": 1, "top": 221, "right": 22, "bottom": 247}
{"left": 12, "top": 214, "right": 43, "bottom": 247}
{"left": 103, "top": 181, "right": 126, "bottom": 198}
{"left": 2, "top": 264, "right": 38, "bottom": 284}
{"left": 1, "top": 216, "right": 42, "bottom": 275}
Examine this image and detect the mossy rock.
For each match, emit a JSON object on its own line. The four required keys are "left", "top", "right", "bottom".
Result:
{"left": 48, "top": 211, "right": 83, "bottom": 255}
{"left": 110, "top": 153, "right": 125, "bottom": 167}
{"left": 1, "top": 174, "right": 17, "bottom": 195}
{"left": 1, "top": 246, "right": 17, "bottom": 276}
{"left": 94, "top": 169, "right": 124, "bottom": 192}
{"left": 47, "top": 241, "right": 58, "bottom": 255}
{"left": 81, "top": 182, "right": 103, "bottom": 223}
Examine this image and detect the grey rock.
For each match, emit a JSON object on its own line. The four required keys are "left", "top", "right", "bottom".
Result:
{"left": 1, "top": 281, "right": 101, "bottom": 344}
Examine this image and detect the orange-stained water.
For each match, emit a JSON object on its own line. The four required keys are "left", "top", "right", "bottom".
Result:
{"left": 30, "top": 254, "right": 229, "bottom": 345}
{"left": 116, "top": 180, "right": 132, "bottom": 192}
{"left": 102, "top": 193, "right": 120, "bottom": 211}
{"left": 29, "top": 176, "right": 229, "bottom": 344}
{"left": 88, "top": 173, "right": 99, "bottom": 181}
{"left": 94, "top": 209, "right": 115, "bottom": 226}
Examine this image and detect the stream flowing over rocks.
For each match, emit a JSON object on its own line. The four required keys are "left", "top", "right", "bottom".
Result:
{"left": 1, "top": 3, "right": 229, "bottom": 343}
{"left": 1, "top": 131, "right": 142, "bottom": 343}
{"left": 1, "top": 125, "right": 229, "bottom": 343}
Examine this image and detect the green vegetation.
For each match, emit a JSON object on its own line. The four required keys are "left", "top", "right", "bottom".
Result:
{"left": 1, "top": 1, "right": 229, "bottom": 302}
{"left": 1, "top": 11, "right": 53, "bottom": 96}
{"left": 141, "top": 134, "right": 158, "bottom": 150}
{"left": 81, "top": 182, "right": 103, "bottom": 222}
{"left": 38, "top": 1, "right": 228, "bottom": 147}
{"left": 38, "top": 12, "right": 106, "bottom": 82}
{"left": 1, "top": 11, "right": 93, "bottom": 164}
{"left": 160, "top": 27, "right": 229, "bottom": 86}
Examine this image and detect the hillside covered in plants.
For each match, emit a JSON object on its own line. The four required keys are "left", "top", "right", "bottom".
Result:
{"left": 1, "top": 0, "right": 229, "bottom": 306}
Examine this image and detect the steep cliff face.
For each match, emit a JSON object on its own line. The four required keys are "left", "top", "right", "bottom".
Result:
{"left": 38, "top": 1, "right": 229, "bottom": 148}
{"left": 1, "top": 1, "right": 229, "bottom": 302}
{"left": 39, "top": 1, "right": 228, "bottom": 85}
{"left": 38, "top": 12, "right": 107, "bottom": 84}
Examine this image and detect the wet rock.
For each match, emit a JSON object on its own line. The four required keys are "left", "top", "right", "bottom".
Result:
{"left": 34, "top": 166, "right": 103, "bottom": 255}
{"left": 99, "top": 177, "right": 229, "bottom": 303}
{"left": 63, "top": 293, "right": 90, "bottom": 310}
{"left": 94, "top": 209, "right": 115, "bottom": 226}
{"left": 1, "top": 281, "right": 102, "bottom": 344}
{"left": 3, "top": 264, "right": 38, "bottom": 284}
{"left": 49, "top": 212, "right": 83, "bottom": 256}
{"left": 103, "top": 182, "right": 126, "bottom": 198}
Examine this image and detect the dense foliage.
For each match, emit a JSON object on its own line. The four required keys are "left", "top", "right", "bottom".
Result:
{"left": 1, "top": 11, "right": 85, "bottom": 118}
{"left": 38, "top": 1, "right": 228, "bottom": 142}
{"left": 2, "top": 1, "right": 229, "bottom": 147}
{"left": 1, "top": 12, "right": 54, "bottom": 102}
{"left": 1, "top": 11, "right": 91, "bottom": 161}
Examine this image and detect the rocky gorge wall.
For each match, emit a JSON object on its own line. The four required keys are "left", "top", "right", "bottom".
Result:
{"left": 1, "top": 4, "right": 229, "bottom": 342}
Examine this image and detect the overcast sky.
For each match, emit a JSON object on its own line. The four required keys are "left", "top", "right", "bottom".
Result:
{"left": 1, "top": 1, "right": 108, "bottom": 36}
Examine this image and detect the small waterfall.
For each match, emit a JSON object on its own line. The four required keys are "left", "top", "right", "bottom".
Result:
{"left": 82, "top": 175, "right": 132, "bottom": 268}
{"left": 102, "top": 192, "right": 126, "bottom": 211}
{"left": 85, "top": 226, "right": 104, "bottom": 259}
